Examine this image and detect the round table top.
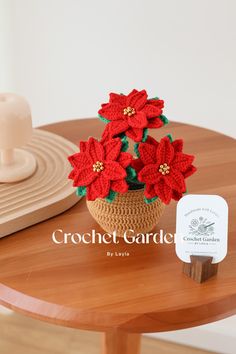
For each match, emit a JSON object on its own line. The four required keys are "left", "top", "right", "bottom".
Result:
{"left": 0, "top": 119, "right": 236, "bottom": 334}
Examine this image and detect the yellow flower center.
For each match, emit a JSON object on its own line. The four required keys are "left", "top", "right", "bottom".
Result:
{"left": 159, "top": 163, "right": 170, "bottom": 175}
{"left": 123, "top": 106, "right": 136, "bottom": 117}
{"left": 93, "top": 161, "right": 104, "bottom": 173}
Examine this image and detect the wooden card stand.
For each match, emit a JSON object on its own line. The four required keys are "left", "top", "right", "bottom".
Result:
{"left": 183, "top": 256, "right": 218, "bottom": 283}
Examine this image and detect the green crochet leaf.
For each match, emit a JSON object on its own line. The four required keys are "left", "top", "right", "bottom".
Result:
{"left": 166, "top": 133, "right": 173, "bottom": 142}
{"left": 160, "top": 115, "right": 169, "bottom": 125}
{"left": 121, "top": 135, "right": 129, "bottom": 152}
{"left": 106, "top": 189, "right": 117, "bottom": 203}
{"left": 126, "top": 166, "right": 136, "bottom": 182}
{"left": 98, "top": 114, "right": 110, "bottom": 124}
{"left": 141, "top": 128, "right": 148, "bottom": 142}
{"left": 126, "top": 166, "right": 143, "bottom": 186}
{"left": 144, "top": 196, "right": 158, "bottom": 204}
{"left": 134, "top": 143, "right": 140, "bottom": 158}
{"left": 76, "top": 186, "right": 86, "bottom": 197}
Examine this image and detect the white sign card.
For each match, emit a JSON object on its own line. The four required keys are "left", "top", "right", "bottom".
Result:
{"left": 175, "top": 194, "right": 228, "bottom": 264}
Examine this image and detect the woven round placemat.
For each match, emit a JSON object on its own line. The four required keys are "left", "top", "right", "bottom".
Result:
{"left": 87, "top": 188, "right": 165, "bottom": 236}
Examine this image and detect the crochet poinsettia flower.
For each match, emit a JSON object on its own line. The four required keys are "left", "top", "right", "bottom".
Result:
{"left": 68, "top": 137, "right": 132, "bottom": 201}
{"left": 98, "top": 89, "right": 165, "bottom": 142}
{"left": 136, "top": 136, "right": 197, "bottom": 204}
{"left": 131, "top": 135, "right": 158, "bottom": 173}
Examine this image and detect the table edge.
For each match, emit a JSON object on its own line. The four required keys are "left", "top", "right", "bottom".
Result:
{"left": 1, "top": 284, "right": 236, "bottom": 333}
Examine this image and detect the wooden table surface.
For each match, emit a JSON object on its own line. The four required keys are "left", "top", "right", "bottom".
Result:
{"left": 0, "top": 119, "right": 236, "bottom": 339}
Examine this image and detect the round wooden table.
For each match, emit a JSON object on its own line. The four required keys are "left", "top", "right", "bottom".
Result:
{"left": 0, "top": 119, "right": 236, "bottom": 354}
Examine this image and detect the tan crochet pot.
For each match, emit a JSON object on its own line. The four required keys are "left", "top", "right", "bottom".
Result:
{"left": 86, "top": 188, "right": 165, "bottom": 237}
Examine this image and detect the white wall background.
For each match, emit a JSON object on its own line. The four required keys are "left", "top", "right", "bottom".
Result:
{"left": 1, "top": 0, "right": 236, "bottom": 353}
{"left": 1, "top": 0, "right": 236, "bottom": 138}
{"left": 0, "top": 0, "right": 12, "bottom": 90}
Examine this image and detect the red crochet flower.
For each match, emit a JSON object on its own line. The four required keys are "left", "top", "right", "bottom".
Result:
{"left": 68, "top": 137, "right": 132, "bottom": 201}
{"left": 131, "top": 135, "right": 158, "bottom": 173}
{"left": 137, "top": 136, "right": 197, "bottom": 204}
{"left": 98, "top": 89, "right": 164, "bottom": 142}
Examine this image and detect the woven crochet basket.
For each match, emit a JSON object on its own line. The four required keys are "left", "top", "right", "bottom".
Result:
{"left": 86, "top": 188, "right": 165, "bottom": 237}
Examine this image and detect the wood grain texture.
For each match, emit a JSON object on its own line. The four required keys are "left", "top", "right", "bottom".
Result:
{"left": 103, "top": 330, "right": 141, "bottom": 354}
{"left": 0, "top": 119, "right": 235, "bottom": 334}
{"left": 0, "top": 128, "right": 80, "bottom": 237}
{"left": 183, "top": 256, "right": 218, "bottom": 283}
